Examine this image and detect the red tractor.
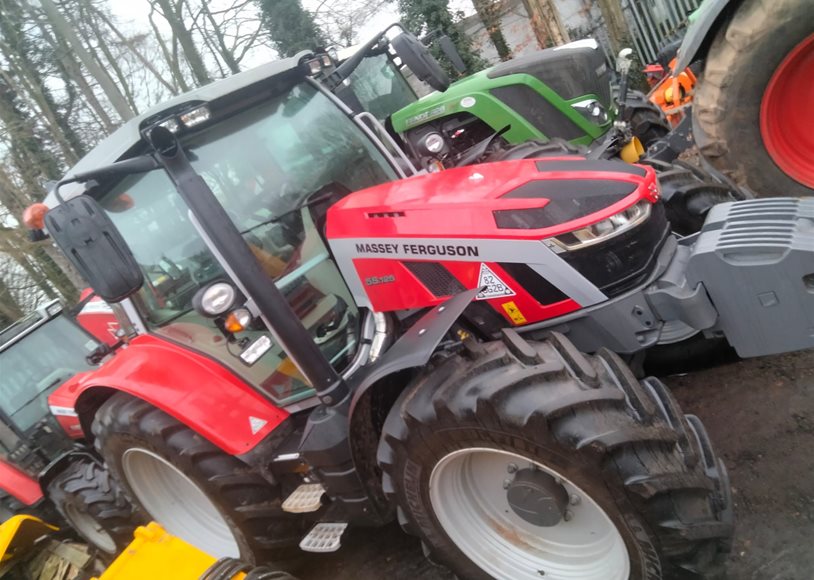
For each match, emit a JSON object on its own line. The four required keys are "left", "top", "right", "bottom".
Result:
{"left": 0, "top": 301, "right": 139, "bottom": 555}
{"left": 25, "top": 51, "right": 814, "bottom": 578}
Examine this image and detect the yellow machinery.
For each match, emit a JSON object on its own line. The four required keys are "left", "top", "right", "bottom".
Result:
{"left": 0, "top": 515, "right": 58, "bottom": 567}
{"left": 0, "top": 517, "right": 296, "bottom": 580}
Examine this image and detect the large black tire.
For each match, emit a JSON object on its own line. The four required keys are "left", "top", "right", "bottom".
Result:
{"left": 378, "top": 331, "right": 733, "bottom": 579}
{"left": 487, "top": 138, "right": 586, "bottom": 162}
{"left": 650, "top": 160, "right": 746, "bottom": 235}
{"left": 623, "top": 91, "right": 672, "bottom": 149}
{"left": 693, "top": 0, "right": 814, "bottom": 196}
{"left": 47, "top": 458, "right": 138, "bottom": 554}
{"left": 92, "top": 393, "right": 302, "bottom": 565}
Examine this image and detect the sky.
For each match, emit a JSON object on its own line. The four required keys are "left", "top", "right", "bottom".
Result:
{"left": 111, "top": 0, "right": 476, "bottom": 69}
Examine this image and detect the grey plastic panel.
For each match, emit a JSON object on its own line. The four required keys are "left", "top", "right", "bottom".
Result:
{"left": 686, "top": 198, "right": 814, "bottom": 358}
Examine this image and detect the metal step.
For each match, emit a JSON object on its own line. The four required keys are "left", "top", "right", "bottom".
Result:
{"left": 281, "top": 483, "right": 325, "bottom": 513}
{"left": 299, "top": 522, "right": 348, "bottom": 553}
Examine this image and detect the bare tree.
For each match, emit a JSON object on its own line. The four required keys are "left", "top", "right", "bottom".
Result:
{"left": 311, "top": 0, "right": 394, "bottom": 47}
{"left": 36, "top": 0, "right": 136, "bottom": 121}
{"left": 150, "top": 0, "right": 212, "bottom": 85}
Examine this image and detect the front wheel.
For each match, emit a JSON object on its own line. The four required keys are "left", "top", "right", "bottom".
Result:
{"left": 378, "top": 332, "right": 733, "bottom": 579}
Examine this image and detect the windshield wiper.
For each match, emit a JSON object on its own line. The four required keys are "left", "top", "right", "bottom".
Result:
{"left": 239, "top": 182, "right": 351, "bottom": 236}
{"left": 8, "top": 376, "right": 65, "bottom": 418}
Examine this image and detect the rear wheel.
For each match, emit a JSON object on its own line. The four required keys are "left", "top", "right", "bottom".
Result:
{"left": 378, "top": 331, "right": 733, "bottom": 579}
{"left": 92, "top": 393, "right": 302, "bottom": 564}
{"left": 47, "top": 458, "right": 138, "bottom": 554}
{"left": 694, "top": 0, "right": 814, "bottom": 196}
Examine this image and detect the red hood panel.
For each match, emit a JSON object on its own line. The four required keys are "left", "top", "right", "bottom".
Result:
{"left": 328, "top": 158, "right": 659, "bottom": 240}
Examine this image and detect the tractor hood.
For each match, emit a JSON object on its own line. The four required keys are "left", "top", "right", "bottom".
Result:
{"left": 326, "top": 158, "right": 663, "bottom": 317}
{"left": 327, "top": 157, "right": 659, "bottom": 241}
{"left": 390, "top": 39, "right": 612, "bottom": 136}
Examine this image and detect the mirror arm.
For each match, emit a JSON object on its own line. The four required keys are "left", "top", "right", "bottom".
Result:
{"left": 53, "top": 155, "right": 160, "bottom": 203}
{"left": 326, "top": 23, "right": 406, "bottom": 89}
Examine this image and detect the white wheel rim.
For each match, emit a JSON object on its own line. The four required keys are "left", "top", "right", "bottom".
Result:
{"left": 429, "top": 448, "right": 630, "bottom": 580}
{"left": 63, "top": 502, "right": 117, "bottom": 554}
{"left": 122, "top": 448, "right": 240, "bottom": 558}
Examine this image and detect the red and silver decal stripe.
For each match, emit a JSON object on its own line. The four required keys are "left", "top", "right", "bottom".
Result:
{"left": 329, "top": 237, "right": 607, "bottom": 309}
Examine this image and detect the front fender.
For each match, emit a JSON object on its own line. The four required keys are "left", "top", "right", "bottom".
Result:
{"left": 48, "top": 334, "right": 289, "bottom": 456}
{"left": 0, "top": 460, "right": 42, "bottom": 506}
{"left": 674, "top": 0, "right": 738, "bottom": 72}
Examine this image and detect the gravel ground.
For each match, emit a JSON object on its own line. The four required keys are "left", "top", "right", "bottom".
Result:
{"left": 298, "top": 349, "right": 814, "bottom": 580}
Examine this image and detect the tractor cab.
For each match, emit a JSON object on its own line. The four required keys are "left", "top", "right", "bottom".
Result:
{"left": 0, "top": 303, "right": 98, "bottom": 472}
{"left": 35, "top": 57, "right": 410, "bottom": 411}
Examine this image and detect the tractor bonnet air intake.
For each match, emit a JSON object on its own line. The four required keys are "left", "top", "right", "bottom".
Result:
{"left": 327, "top": 157, "right": 664, "bottom": 329}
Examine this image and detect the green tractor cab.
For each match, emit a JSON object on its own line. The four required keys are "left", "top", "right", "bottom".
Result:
{"left": 391, "top": 40, "right": 615, "bottom": 152}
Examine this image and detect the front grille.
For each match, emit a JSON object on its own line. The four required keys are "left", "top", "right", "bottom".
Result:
{"left": 403, "top": 261, "right": 466, "bottom": 297}
{"left": 560, "top": 203, "right": 670, "bottom": 298}
{"left": 491, "top": 85, "right": 585, "bottom": 141}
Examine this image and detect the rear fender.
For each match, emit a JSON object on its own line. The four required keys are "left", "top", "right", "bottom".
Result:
{"left": 48, "top": 334, "right": 289, "bottom": 456}
{"left": 0, "top": 460, "right": 42, "bottom": 506}
{"left": 674, "top": 0, "right": 739, "bottom": 71}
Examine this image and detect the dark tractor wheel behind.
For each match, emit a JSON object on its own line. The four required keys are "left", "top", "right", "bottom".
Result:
{"left": 694, "top": 0, "right": 814, "bottom": 196}
{"left": 378, "top": 331, "right": 733, "bottom": 580}
{"left": 92, "top": 393, "right": 303, "bottom": 566}
{"left": 650, "top": 160, "right": 747, "bottom": 235}
{"left": 47, "top": 458, "right": 139, "bottom": 555}
{"left": 623, "top": 91, "right": 671, "bottom": 149}
{"left": 487, "top": 138, "right": 586, "bottom": 162}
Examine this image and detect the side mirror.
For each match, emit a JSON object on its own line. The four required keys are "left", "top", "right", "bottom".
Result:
{"left": 391, "top": 31, "right": 450, "bottom": 92}
{"left": 437, "top": 35, "right": 466, "bottom": 74}
{"left": 44, "top": 195, "right": 143, "bottom": 303}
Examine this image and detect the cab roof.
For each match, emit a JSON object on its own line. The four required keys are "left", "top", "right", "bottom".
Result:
{"left": 47, "top": 53, "right": 310, "bottom": 205}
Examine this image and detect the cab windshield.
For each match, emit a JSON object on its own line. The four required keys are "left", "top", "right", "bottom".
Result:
{"left": 101, "top": 81, "right": 397, "bottom": 406}
{"left": 347, "top": 53, "right": 418, "bottom": 122}
{"left": 0, "top": 315, "right": 97, "bottom": 432}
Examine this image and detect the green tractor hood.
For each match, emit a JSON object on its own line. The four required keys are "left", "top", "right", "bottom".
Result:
{"left": 391, "top": 41, "right": 616, "bottom": 147}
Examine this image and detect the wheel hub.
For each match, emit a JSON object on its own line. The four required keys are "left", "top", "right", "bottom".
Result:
{"left": 63, "top": 502, "right": 116, "bottom": 554}
{"left": 760, "top": 33, "right": 814, "bottom": 188}
{"left": 121, "top": 447, "right": 241, "bottom": 558}
{"left": 505, "top": 468, "right": 569, "bottom": 527}
{"left": 429, "top": 448, "right": 630, "bottom": 580}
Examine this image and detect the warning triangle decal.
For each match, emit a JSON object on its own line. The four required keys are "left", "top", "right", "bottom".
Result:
{"left": 249, "top": 416, "right": 268, "bottom": 435}
{"left": 476, "top": 263, "right": 516, "bottom": 300}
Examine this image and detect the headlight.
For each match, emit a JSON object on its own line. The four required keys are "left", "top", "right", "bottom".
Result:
{"left": 571, "top": 99, "right": 609, "bottom": 125}
{"left": 179, "top": 105, "right": 211, "bottom": 128}
{"left": 423, "top": 132, "right": 446, "bottom": 154}
{"left": 198, "top": 282, "right": 237, "bottom": 316}
{"left": 548, "top": 200, "right": 652, "bottom": 251}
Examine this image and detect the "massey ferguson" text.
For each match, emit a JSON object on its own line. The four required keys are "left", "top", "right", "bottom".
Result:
{"left": 355, "top": 242, "right": 479, "bottom": 257}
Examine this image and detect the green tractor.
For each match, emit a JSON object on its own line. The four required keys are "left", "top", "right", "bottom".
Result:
{"left": 310, "top": 25, "right": 745, "bottom": 234}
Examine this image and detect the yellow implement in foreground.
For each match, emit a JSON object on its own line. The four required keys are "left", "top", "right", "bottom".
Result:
{"left": 1, "top": 516, "right": 296, "bottom": 580}
{"left": 0, "top": 515, "right": 58, "bottom": 566}
{"left": 97, "top": 522, "right": 297, "bottom": 580}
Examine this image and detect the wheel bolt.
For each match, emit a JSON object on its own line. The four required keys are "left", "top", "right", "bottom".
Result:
{"left": 569, "top": 493, "right": 581, "bottom": 506}
{"left": 507, "top": 463, "right": 518, "bottom": 474}
{"left": 563, "top": 510, "right": 573, "bottom": 522}
{"left": 503, "top": 478, "right": 512, "bottom": 489}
